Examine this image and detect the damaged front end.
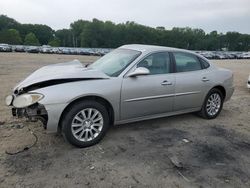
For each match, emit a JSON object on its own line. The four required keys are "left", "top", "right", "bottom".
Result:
{"left": 5, "top": 60, "right": 111, "bottom": 133}
{"left": 12, "top": 103, "right": 48, "bottom": 128}
{"left": 6, "top": 92, "right": 48, "bottom": 129}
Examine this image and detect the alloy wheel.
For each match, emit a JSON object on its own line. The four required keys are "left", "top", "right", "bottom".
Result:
{"left": 71, "top": 108, "right": 103, "bottom": 142}
{"left": 206, "top": 93, "right": 221, "bottom": 116}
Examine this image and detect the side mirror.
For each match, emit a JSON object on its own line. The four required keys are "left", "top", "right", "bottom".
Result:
{"left": 127, "top": 67, "right": 150, "bottom": 77}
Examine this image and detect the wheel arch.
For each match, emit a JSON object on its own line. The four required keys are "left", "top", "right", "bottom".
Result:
{"left": 212, "top": 85, "right": 226, "bottom": 100}
{"left": 198, "top": 85, "right": 226, "bottom": 119}
{"left": 58, "top": 95, "right": 115, "bottom": 133}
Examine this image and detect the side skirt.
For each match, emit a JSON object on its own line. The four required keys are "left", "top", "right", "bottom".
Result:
{"left": 114, "top": 107, "right": 201, "bottom": 125}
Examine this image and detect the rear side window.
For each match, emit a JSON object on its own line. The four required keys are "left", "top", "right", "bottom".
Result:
{"left": 137, "top": 52, "right": 171, "bottom": 75}
{"left": 173, "top": 52, "right": 202, "bottom": 72}
{"left": 199, "top": 58, "right": 210, "bottom": 69}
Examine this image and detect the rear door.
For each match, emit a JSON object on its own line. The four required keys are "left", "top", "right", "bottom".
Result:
{"left": 120, "top": 52, "right": 175, "bottom": 120}
{"left": 171, "top": 52, "right": 210, "bottom": 111}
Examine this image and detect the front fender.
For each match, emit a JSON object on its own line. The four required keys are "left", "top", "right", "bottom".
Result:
{"left": 33, "top": 79, "right": 122, "bottom": 132}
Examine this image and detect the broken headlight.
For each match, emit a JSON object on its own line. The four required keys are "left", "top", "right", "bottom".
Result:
{"left": 5, "top": 95, "right": 14, "bottom": 106}
{"left": 13, "top": 93, "right": 44, "bottom": 108}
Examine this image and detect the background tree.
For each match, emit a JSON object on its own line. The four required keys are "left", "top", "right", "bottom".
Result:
{"left": 24, "top": 32, "right": 40, "bottom": 46}
{"left": 0, "top": 14, "right": 249, "bottom": 51}
{"left": 0, "top": 15, "right": 20, "bottom": 31}
{"left": 55, "top": 29, "right": 73, "bottom": 47}
{"left": 18, "top": 24, "right": 54, "bottom": 45}
{"left": 48, "top": 38, "right": 61, "bottom": 47}
{"left": 0, "top": 29, "right": 22, "bottom": 44}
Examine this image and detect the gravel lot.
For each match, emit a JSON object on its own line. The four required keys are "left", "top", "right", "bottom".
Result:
{"left": 0, "top": 53, "right": 250, "bottom": 188}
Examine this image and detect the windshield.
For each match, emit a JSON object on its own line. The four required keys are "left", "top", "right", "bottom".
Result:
{"left": 89, "top": 48, "right": 141, "bottom": 77}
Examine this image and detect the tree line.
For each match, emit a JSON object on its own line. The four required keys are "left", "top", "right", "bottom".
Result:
{"left": 0, "top": 15, "right": 250, "bottom": 51}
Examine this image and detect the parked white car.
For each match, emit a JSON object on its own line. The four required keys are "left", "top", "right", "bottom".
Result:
{"left": 0, "top": 43, "right": 12, "bottom": 52}
{"left": 242, "top": 52, "right": 250, "bottom": 59}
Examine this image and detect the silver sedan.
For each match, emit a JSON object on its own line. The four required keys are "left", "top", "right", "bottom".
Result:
{"left": 5, "top": 44, "right": 234, "bottom": 147}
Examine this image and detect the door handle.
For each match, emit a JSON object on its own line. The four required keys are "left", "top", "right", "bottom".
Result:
{"left": 202, "top": 77, "right": 210, "bottom": 82}
{"left": 161, "top": 80, "right": 172, "bottom": 86}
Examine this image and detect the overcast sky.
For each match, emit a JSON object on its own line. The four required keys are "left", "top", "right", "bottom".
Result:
{"left": 0, "top": 0, "right": 250, "bottom": 34}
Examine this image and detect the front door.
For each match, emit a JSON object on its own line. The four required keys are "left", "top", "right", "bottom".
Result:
{"left": 120, "top": 52, "right": 175, "bottom": 120}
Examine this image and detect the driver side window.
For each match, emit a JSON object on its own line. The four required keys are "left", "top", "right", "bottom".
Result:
{"left": 137, "top": 52, "right": 170, "bottom": 75}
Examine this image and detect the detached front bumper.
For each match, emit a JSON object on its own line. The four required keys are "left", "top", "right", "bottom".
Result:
{"left": 11, "top": 103, "right": 68, "bottom": 133}
{"left": 12, "top": 103, "right": 48, "bottom": 128}
{"left": 8, "top": 97, "right": 68, "bottom": 133}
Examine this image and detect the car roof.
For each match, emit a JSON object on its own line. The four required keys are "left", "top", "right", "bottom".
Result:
{"left": 119, "top": 44, "right": 210, "bottom": 62}
{"left": 119, "top": 44, "right": 191, "bottom": 53}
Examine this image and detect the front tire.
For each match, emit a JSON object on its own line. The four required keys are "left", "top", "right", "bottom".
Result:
{"left": 62, "top": 100, "right": 110, "bottom": 148}
{"left": 199, "top": 88, "right": 224, "bottom": 119}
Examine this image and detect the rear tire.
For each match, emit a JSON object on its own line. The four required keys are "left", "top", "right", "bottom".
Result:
{"left": 62, "top": 100, "right": 110, "bottom": 148}
{"left": 199, "top": 88, "right": 224, "bottom": 119}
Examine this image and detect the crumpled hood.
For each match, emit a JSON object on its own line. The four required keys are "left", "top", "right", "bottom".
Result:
{"left": 14, "top": 60, "right": 109, "bottom": 92}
